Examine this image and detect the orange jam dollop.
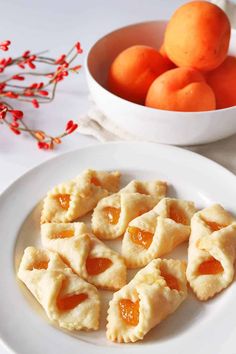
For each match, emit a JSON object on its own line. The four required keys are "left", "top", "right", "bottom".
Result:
{"left": 169, "top": 205, "right": 188, "bottom": 225}
{"left": 57, "top": 293, "right": 88, "bottom": 311}
{"left": 198, "top": 258, "right": 224, "bottom": 275}
{"left": 29, "top": 260, "right": 49, "bottom": 270}
{"left": 54, "top": 194, "right": 71, "bottom": 210}
{"left": 86, "top": 257, "right": 113, "bottom": 275}
{"left": 161, "top": 271, "right": 180, "bottom": 290}
{"left": 103, "top": 206, "right": 121, "bottom": 224}
{"left": 128, "top": 226, "right": 154, "bottom": 249}
{"left": 202, "top": 218, "right": 227, "bottom": 232}
{"left": 52, "top": 229, "right": 74, "bottom": 239}
{"left": 91, "top": 176, "right": 101, "bottom": 187}
{"left": 119, "top": 299, "right": 139, "bottom": 326}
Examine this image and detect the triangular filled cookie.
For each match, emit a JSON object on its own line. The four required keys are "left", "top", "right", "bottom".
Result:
{"left": 41, "top": 169, "right": 120, "bottom": 223}
{"left": 18, "top": 247, "right": 100, "bottom": 331}
{"left": 186, "top": 204, "right": 236, "bottom": 301}
{"left": 106, "top": 258, "right": 187, "bottom": 343}
{"left": 92, "top": 180, "right": 167, "bottom": 240}
{"left": 41, "top": 222, "right": 127, "bottom": 290}
{"left": 122, "top": 198, "right": 196, "bottom": 268}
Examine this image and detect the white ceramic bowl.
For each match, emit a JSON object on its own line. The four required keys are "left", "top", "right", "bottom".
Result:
{"left": 85, "top": 21, "right": 236, "bottom": 146}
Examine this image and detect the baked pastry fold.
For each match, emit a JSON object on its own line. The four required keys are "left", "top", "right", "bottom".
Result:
{"left": 106, "top": 258, "right": 187, "bottom": 343}
{"left": 122, "top": 198, "right": 196, "bottom": 268}
{"left": 18, "top": 247, "right": 100, "bottom": 331}
{"left": 92, "top": 180, "right": 167, "bottom": 240}
{"left": 41, "top": 169, "right": 120, "bottom": 223}
{"left": 41, "top": 222, "right": 126, "bottom": 290}
{"left": 186, "top": 204, "right": 236, "bottom": 301}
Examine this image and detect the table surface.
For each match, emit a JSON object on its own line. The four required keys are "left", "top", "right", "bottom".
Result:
{"left": 1, "top": 1, "right": 236, "bottom": 353}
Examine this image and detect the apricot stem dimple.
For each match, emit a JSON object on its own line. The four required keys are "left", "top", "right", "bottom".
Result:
{"left": 54, "top": 194, "right": 71, "bottom": 210}
{"left": 57, "top": 293, "right": 88, "bottom": 311}
{"left": 52, "top": 229, "right": 74, "bottom": 239}
{"left": 198, "top": 258, "right": 224, "bottom": 275}
{"left": 103, "top": 206, "right": 121, "bottom": 225}
{"left": 128, "top": 226, "right": 154, "bottom": 249}
{"left": 119, "top": 299, "right": 139, "bottom": 326}
{"left": 86, "top": 257, "right": 113, "bottom": 275}
{"left": 169, "top": 204, "right": 188, "bottom": 225}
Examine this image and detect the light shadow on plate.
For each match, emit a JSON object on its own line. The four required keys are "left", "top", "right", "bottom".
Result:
{"left": 14, "top": 201, "right": 42, "bottom": 271}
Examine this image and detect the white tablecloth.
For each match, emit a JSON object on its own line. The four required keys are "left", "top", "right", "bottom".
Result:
{"left": 1, "top": 1, "right": 236, "bottom": 353}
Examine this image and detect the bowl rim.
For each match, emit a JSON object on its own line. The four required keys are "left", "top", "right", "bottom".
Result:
{"left": 85, "top": 19, "right": 236, "bottom": 115}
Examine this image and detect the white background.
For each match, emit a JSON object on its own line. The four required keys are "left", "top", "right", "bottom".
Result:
{"left": 0, "top": 1, "right": 236, "bottom": 353}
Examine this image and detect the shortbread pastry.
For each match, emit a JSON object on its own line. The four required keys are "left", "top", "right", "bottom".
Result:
{"left": 41, "top": 169, "right": 120, "bottom": 223}
{"left": 92, "top": 180, "right": 167, "bottom": 240}
{"left": 186, "top": 204, "right": 236, "bottom": 301}
{"left": 106, "top": 258, "right": 187, "bottom": 343}
{"left": 18, "top": 247, "right": 100, "bottom": 331}
{"left": 122, "top": 198, "right": 196, "bottom": 268}
{"left": 41, "top": 222, "right": 126, "bottom": 290}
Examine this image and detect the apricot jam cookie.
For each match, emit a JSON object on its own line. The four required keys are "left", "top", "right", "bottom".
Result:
{"left": 41, "top": 222, "right": 126, "bottom": 290}
{"left": 122, "top": 198, "right": 196, "bottom": 268}
{"left": 106, "top": 258, "right": 187, "bottom": 343}
{"left": 41, "top": 169, "right": 120, "bottom": 223}
{"left": 186, "top": 204, "right": 236, "bottom": 301}
{"left": 92, "top": 180, "right": 167, "bottom": 240}
{"left": 18, "top": 247, "right": 100, "bottom": 331}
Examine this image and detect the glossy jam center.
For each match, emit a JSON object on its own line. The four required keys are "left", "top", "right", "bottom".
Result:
{"left": 91, "top": 176, "right": 101, "bottom": 186}
{"left": 54, "top": 194, "right": 71, "bottom": 210}
{"left": 128, "top": 226, "right": 154, "bottom": 249}
{"left": 136, "top": 185, "right": 148, "bottom": 195}
{"left": 52, "top": 229, "right": 74, "bottom": 239}
{"left": 198, "top": 258, "right": 224, "bottom": 275}
{"left": 103, "top": 206, "right": 121, "bottom": 224}
{"left": 30, "top": 261, "right": 49, "bottom": 270}
{"left": 86, "top": 257, "right": 113, "bottom": 275}
{"left": 169, "top": 205, "right": 188, "bottom": 225}
{"left": 203, "top": 219, "right": 227, "bottom": 232}
{"left": 161, "top": 271, "right": 179, "bottom": 290}
{"left": 119, "top": 299, "right": 139, "bottom": 326}
{"left": 57, "top": 293, "right": 88, "bottom": 311}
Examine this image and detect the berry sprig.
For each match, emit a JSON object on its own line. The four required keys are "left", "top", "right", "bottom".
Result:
{"left": 0, "top": 41, "right": 82, "bottom": 149}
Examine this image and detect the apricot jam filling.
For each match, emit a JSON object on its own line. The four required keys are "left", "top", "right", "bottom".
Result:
{"left": 136, "top": 184, "right": 148, "bottom": 195}
{"left": 86, "top": 257, "right": 113, "bottom": 275}
{"left": 128, "top": 226, "right": 154, "bottom": 249}
{"left": 29, "top": 260, "right": 49, "bottom": 270}
{"left": 169, "top": 205, "right": 188, "bottom": 225}
{"left": 52, "top": 229, "right": 74, "bottom": 239}
{"left": 91, "top": 176, "right": 101, "bottom": 187}
{"left": 54, "top": 194, "right": 71, "bottom": 210}
{"left": 103, "top": 206, "right": 121, "bottom": 224}
{"left": 57, "top": 293, "right": 88, "bottom": 311}
{"left": 198, "top": 258, "right": 224, "bottom": 275}
{"left": 202, "top": 218, "right": 227, "bottom": 232}
{"left": 161, "top": 270, "right": 179, "bottom": 290}
{"left": 119, "top": 299, "right": 139, "bottom": 326}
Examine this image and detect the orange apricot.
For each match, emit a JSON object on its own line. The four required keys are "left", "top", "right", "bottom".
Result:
{"left": 145, "top": 67, "right": 216, "bottom": 112}
{"left": 164, "top": 1, "right": 231, "bottom": 71}
{"left": 206, "top": 56, "right": 236, "bottom": 109}
{"left": 108, "top": 45, "right": 171, "bottom": 105}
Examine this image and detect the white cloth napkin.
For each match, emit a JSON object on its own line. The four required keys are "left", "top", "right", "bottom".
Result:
{"left": 79, "top": 0, "right": 236, "bottom": 143}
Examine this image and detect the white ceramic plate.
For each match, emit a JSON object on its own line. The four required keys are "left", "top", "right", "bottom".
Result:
{"left": 1, "top": 141, "right": 236, "bottom": 354}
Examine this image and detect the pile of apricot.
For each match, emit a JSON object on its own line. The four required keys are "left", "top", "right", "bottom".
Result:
{"left": 108, "top": 1, "right": 236, "bottom": 112}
